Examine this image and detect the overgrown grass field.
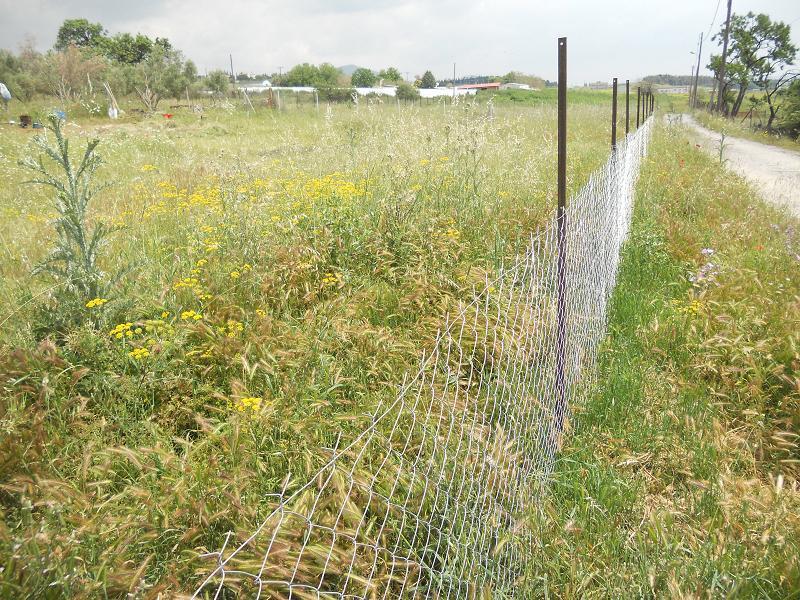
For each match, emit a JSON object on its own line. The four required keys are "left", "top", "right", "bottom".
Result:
{"left": 0, "top": 97, "right": 614, "bottom": 596}
{"left": 0, "top": 94, "right": 797, "bottom": 597}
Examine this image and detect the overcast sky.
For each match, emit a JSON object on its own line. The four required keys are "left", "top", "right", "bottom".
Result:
{"left": 1, "top": 0, "right": 798, "bottom": 83}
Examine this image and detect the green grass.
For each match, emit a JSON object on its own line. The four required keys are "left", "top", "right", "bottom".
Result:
{"left": 477, "top": 88, "right": 614, "bottom": 106}
{"left": 1, "top": 93, "right": 797, "bottom": 597}
{"left": 526, "top": 122, "right": 800, "bottom": 597}
{"left": 0, "top": 97, "right": 618, "bottom": 596}
{"left": 693, "top": 110, "right": 800, "bottom": 152}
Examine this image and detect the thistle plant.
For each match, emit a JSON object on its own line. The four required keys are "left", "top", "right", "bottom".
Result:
{"left": 21, "top": 114, "right": 117, "bottom": 324}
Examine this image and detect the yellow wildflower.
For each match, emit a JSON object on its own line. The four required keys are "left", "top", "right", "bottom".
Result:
{"left": 128, "top": 347, "right": 150, "bottom": 360}
{"left": 85, "top": 298, "right": 108, "bottom": 309}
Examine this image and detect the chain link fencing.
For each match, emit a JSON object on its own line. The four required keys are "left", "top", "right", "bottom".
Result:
{"left": 190, "top": 116, "right": 654, "bottom": 599}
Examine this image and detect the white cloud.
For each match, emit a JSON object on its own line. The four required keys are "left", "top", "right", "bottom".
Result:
{"left": 1, "top": 0, "right": 798, "bottom": 83}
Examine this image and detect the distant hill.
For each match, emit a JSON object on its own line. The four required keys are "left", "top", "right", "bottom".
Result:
{"left": 337, "top": 64, "right": 363, "bottom": 76}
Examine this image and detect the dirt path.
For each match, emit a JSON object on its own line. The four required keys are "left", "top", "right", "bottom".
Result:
{"left": 673, "top": 114, "right": 800, "bottom": 217}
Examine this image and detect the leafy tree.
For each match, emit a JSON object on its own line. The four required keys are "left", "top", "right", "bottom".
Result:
{"left": 500, "top": 71, "right": 545, "bottom": 89}
{"left": 205, "top": 70, "right": 230, "bottom": 95}
{"left": 396, "top": 82, "right": 420, "bottom": 101}
{"left": 351, "top": 67, "right": 377, "bottom": 87}
{"left": 282, "top": 63, "right": 319, "bottom": 86}
{"left": 132, "top": 46, "right": 188, "bottom": 110}
{"left": 709, "top": 12, "right": 797, "bottom": 124}
{"left": 40, "top": 45, "right": 106, "bottom": 103}
{"left": 378, "top": 67, "right": 402, "bottom": 83}
{"left": 316, "top": 63, "right": 342, "bottom": 86}
{"left": 55, "top": 19, "right": 106, "bottom": 51}
{"left": 282, "top": 62, "right": 343, "bottom": 88}
{"left": 0, "top": 47, "right": 40, "bottom": 101}
{"left": 101, "top": 33, "right": 154, "bottom": 64}
{"left": 778, "top": 78, "right": 800, "bottom": 137}
{"left": 419, "top": 70, "right": 437, "bottom": 89}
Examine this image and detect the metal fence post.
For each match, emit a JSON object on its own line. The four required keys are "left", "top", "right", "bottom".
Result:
{"left": 555, "top": 36, "right": 568, "bottom": 433}
{"left": 625, "top": 79, "right": 630, "bottom": 135}
{"left": 636, "top": 87, "right": 641, "bottom": 129}
{"left": 611, "top": 78, "right": 618, "bottom": 151}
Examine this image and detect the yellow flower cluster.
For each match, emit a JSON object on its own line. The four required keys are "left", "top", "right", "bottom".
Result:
{"left": 671, "top": 298, "right": 704, "bottom": 316}
{"left": 141, "top": 164, "right": 158, "bottom": 172}
{"left": 181, "top": 310, "right": 203, "bottom": 321}
{"left": 218, "top": 319, "right": 244, "bottom": 338}
{"left": 229, "top": 263, "right": 252, "bottom": 280}
{"left": 173, "top": 277, "right": 200, "bottom": 290}
{"left": 321, "top": 272, "right": 342, "bottom": 287}
{"left": 128, "top": 347, "right": 150, "bottom": 360}
{"left": 85, "top": 298, "right": 108, "bottom": 308}
{"left": 109, "top": 322, "right": 135, "bottom": 339}
{"left": 233, "top": 396, "right": 262, "bottom": 415}
{"left": 284, "top": 173, "right": 365, "bottom": 203}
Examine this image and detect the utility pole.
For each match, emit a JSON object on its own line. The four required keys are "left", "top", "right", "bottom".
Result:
{"left": 691, "top": 32, "right": 703, "bottom": 109}
{"left": 230, "top": 54, "right": 235, "bottom": 82}
{"left": 452, "top": 62, "right": 456, "bottom": 102}
{"left": 716, "top": 0, "right": 733, "bottom": 114}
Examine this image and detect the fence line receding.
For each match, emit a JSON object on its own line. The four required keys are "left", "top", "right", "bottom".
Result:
{"left": 189, "top": 113, "right": 655, "bottom": 599}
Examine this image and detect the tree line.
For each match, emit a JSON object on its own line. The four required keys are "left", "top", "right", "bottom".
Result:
{"left": 705, "top": 11, "right": 798, "bottom": 135}
{"left": 0, "top": 18, "right": 551, "bottom": 113}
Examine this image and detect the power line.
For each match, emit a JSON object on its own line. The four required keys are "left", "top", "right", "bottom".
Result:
{"left": 706, "top": 0, "right": 723, "bottom": 40}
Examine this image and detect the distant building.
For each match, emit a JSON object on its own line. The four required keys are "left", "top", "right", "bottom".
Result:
{"left": 657, "top": 86, "right": 690, "bottom": 94}
{"left": 586, "top": 81, "right": 610, "bottom": 90}
{"left": 500, "top": 82, "right": 532, "bottom": 90}
{"left": 457, "top": 82, "right": 501, "bottom": 91}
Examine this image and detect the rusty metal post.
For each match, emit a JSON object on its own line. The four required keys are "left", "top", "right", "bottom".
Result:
{"left": 625, "top": 79, "right": 630, "bottom": 135}
{"left": 611, "top": 78, "right": 618, "bottom": 151}
{"left": 555, "top": 37, "right": 568, "bottom": 434}
{"left": 636, "top": 87, "right": 641, "bottom": 128}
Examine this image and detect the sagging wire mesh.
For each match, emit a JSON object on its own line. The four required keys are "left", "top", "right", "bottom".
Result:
{"left": 191, "top": 117, "right": 654, "bottom": 599}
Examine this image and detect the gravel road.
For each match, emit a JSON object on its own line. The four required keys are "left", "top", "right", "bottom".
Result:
{"left": 673, "top": 114, "right": 800, "bottom": 218}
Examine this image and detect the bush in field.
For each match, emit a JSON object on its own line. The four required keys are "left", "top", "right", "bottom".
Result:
{"left": 205, "top": 69, "right": 230, "bottom": 96}
{"left": 378, "top": 67, "right": 402, "bottom": 83}
{"left": 39, "top": 45, "right": 106, "bottom": 104}
{"left": 133, "top": 45, "right": 194, "bottom": 110}
{"left": 778, "top": 79, "right": 800, "bottom": 138}
{"left": 351, "top": 67, "right": 377, "bottom": 87}
{"left": 21, "top": 114, "right": 120, "bottom": 332}
{"left": 282, "top": 62, "right": 342, "bottom": 87}
{"left": 396, "top": 82, "right": 420, "bottom": 101}
{"left": 317, "top": 85, "right": 355, "bottom": 103}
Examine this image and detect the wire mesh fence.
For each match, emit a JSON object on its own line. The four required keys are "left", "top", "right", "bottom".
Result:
{"left": 190, "top": 116, "right": 654, "bottom": 599}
